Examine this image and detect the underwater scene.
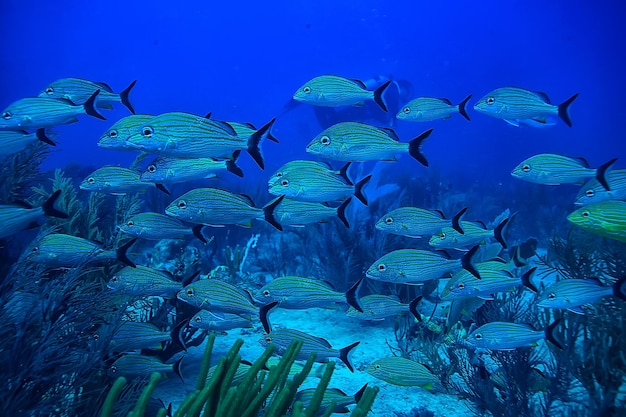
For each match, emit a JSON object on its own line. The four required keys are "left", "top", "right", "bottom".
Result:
{"left": 1, "top": 1, "right": 625, "bottom": 416}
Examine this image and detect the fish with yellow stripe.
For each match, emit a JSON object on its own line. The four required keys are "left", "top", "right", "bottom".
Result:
{"left": 366, "top": 357, "right": 444, "bottom": 391}
{"left": 0, "top": 129, "right": 56, "bottom": 156}
{"left": 474, "top": 87, "right": 578, "bottom": 127}
{"left": 375, "top": 206, "right": 467, "bottom": 237}
{"left": 429, "top": 217, "right": 509, "bottom": 250}
{"left": 98, "top": 114, "right": 153, "bottom": 151}
{"left": 293, "top": 75, "right": 391, "bottom": 111}
{"left": 575, "top": 169, "right": 626, "bottom": 206}
{"left": 534, "top": 276, "right": 626, "bottom": 314}
{"left": 119, "top": 212, "right": 206, "bottom": 242}
{"left": 253, "top": 276, "right": 347, "bottom": 309}
{"left": 268, "top": 160, "right": 350, "bottom": 189}
{"left": 0, "top": 190, "right": 68, "bottom": 239}
{"left": 38, "top": 78, "right": 137, "bottom": 114}
{"left": 265, "top": 196, "right": 351, "bottom": 228}
{"left": 567, "top": 200, "right": 626, "bottom": 242}
{"left": 139, "top": 152, "right": 244, "bottom": 184}
{"left": 465, "top": 320, "right": 562, "bottom": 350}
{"left": 80, "top": 166, "right": 170, "bottom": 195}
{"left": 107, "top": 265, "right": 183, "bottom": 298}
{"left": 177, "top": 279, "right": 258, "bottom": 315}
{"left": 397, "top": 94, "right": 472, "bottom": 122}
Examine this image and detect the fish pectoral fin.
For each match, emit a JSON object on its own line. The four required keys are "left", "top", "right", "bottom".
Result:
{"left": 237, "top": 221, "right": 254, "bottom": 228}
{"left": 504, "top": 119, "right": 520, "bottom": 127}
{"left": 567, "top": 306, "right": 586, "bottom": 315}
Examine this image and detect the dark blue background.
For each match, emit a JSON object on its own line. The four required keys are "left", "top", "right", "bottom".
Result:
{"left": 1, "top": 0, "right": 624, "bottom": 190}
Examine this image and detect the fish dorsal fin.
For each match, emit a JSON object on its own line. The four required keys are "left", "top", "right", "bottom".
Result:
{"left": 315, "top": 336, "right": 332, "bottom": 348}
{"left": 433, "top": 209, "right": 446, "bottom": 219}
{"left": 381, "top": 127, "right": 400, "bottom": 141}
{"left": 573, "top": 156, "right": 590, "bottom": 168}
{"left": 243, "top": 122, "right": 257, "bottom": 129}
{"left": 502, "top": 270, "right": 514, "bottom": 278}
{"left": 320, "top": 279, "right": 336, "bottom": 290}
{"left": 533, "top": 91, "right": 551, "bottom": 103}
{"left": 238, "top": 193, "right": 255, "bottom": 207}
{"left": 328, "top": 388, "right": 348, "bottom": 396}
{"left": 12, "top": 200, "right": 33, "bottom": 209}
{"left": 587, "top": 277, "right": 604, "bottom": 286}
{"left": 349, "top": 78, "right": 367, "bottom": 89}
{"left": 436, "top": 250, "right": 452, "bottom": 260}
{"left": 94, "top": 82, "right": 114, "bottom": 92}
{"left": 53, "top": 97, "right": 79, "bottom": 106}
{"left": 438, "top": 98, "right": 452, "bottom": 105}
{"left": 474, "top": 220, "right": 487, "bottom": 229}
{"left": 212, "top": 120, "right": 237, "bottom": 136}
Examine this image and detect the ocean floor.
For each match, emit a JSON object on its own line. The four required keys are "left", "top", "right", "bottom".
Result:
{"left": 154, "top": 306, "right": 475, "bottom": 417}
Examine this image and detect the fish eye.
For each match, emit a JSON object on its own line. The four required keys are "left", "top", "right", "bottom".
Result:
{"left": 458, "top": 282, "right": 465, "bottom": 290}
{"left": 547, "top": 292, "right": 556, "bottom": 300}
{"left": 265, "top": 336, "right": 272, "bottom": 343}
{"left": 582, "top": 211, "right": 590, "bottom": 217}
{"left": 281, "top": 179, "right": 289, "bottom": 186}
{"left": 126, "top": 220, "right": 134, "bottom": 227}
{"left": 32, "top": 246, "right": 39, "bottom": 252}
{"left": 486, "top": 97, "right": 495, "bottom": 105}
{"left": 384, "top": 217, "right": 393, "bottom": 224}
{"left": 111, "top": 276, "right": 118, "bottom": 283}
{"left": 87, "top": 177, "right": 95, "bottom": 185}
{"left": 276, "top": 172, "right": 283, "bottom": 178}
{"left": 303, "top": 86, "right": 311, "bottom": 94}
{"left": 475, "top": 333, "right": 483, "bottom": 340}
{"left": 45, "top": 87, "right": 54, "bottom": 94}
{"left": 93, "top": 334, "right": 99, "bottom": 340}
{"left": 186, "top": 288, "right": 194, "bottom": 296}
{"left": 147, "top": 164, "right": 157, "bottom": 173}
{"left": 178, "top": 200, "right": 187, "bottom": 209}
{"left": 375, "top": 364, "right": 381, "bottom": 370}
{"left": 377, "top": 263, "right": 386, "bottom": 272}
{"left": 522, "top": 164, "right": 531, "bottom": 173}
{"left": 320, "top": 135, "right": 331, "bottom": 145}
{"left": 263, "top": 290, "right": 270, "bottom": 297}
{"left": 2, "top": 111, "right": 11, "bottom": 120}
{"left": 194, "top": 316, "right": 202, "bottom": 323}
{"left": 403, "top": 107, "right": 411, "bottom": 114}
{"left": 586, "top": 190, "right": 594, "bottom": 197}
{"left": 108, "top": 129, "right": 118, "bottom": 138}
{"left": 110, "top": 365, "right": 117, "bottom": 373}
{"left": 142, "top": 126, "right": 154, "bottom": 137}
{"left": 439, "top": 233, "right": 446, "bottom": 240}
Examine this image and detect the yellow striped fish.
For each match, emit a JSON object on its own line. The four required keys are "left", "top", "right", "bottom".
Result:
{"left": 107, "top": 265, "right": 181, "bottom": 297}
{"left": 259, "top": 328, "right": 360, "bottom": 372}
{"left": 268, "top": 160, "right": 350, "bottom": 189}
{"left": 119, "top": 212, "right": 206, "bottom": 242}
{"left": 397, "top": 94, "right": 472, "bottom": 122}
{"left": 293, "top": 75, "right": 391, "bottom": 111}
{"left": 295, "top": 384, "right": 368, "bottom": 414}
{"left": 139, "top": 153, "right": 243, "bottom": 184}
{"left": 366, "top": 357, "right": 443, "bottom": 390}
{"left": 253, "top": 276, "right": 347, "bottom": 309}
{"left": 79, "top": 166, "right": 170, "bottom": 195}
{"left": 165, "top": 187, "right": 283, "bottom": 230}
{"left": 511, "top": 154, "right": 616, "bottom": 191}
{"left": 567, "top": 200, "right": 626, "bottom": 242}
{"left": 109, "top": 321, "right": 171, "bottom": 353}
{"left": 269, "top": 170, "right": 371, "bottom": 205}
{"left": 39, "top": 78, "right": 136, "bottom": 114}
{"left": 266, "top": 196, "right": 351, "bottom": 228}
{"left": 0, "top": 128, "right": 55, "bottom": 156}
{"left": 428, "top": 217, "right": 509, "bottom": 250}
{"left": 228, "top": 118, "right": 279, "bottom": 144}
{"left": 575, "top": 169, "right": 626, "bottom": 206}
{"left": 98, "top": 114, "right": 153, "bottom": 151}
{"left": 441, "top": 267, "right": 525, "bottom": 301}
{"left": 375, "top": 206, "right": 467, "bottom": 238}
{"left": 189, "top": 310, "right": 253, "bottom": 331}
{"left": 473, "top": 87, "right": 578, "bottom": 127}
{"left": 125, "top": 112, "right": 268, "bottom": 169}
{"left": 465, "top": 320, "right": 562, "bottom": 350}
{"left": 27, "top": 234, "right": 136, "bottom": 268}
{"left": 306, "top": 122, "right": 433, "bottom": 167}
{"left": 0, "top": 190, "right": 68, "bottom": 239}
{"left": 536, "top": 276, "right": 626, "bottom": 314}
{"left": 108, "top": 355, "right": 182, "bottom": 380}
{"left": 366, "top": 245, "right": 480, "bottom": 284}
{"left": 346, "top": 295, "right": 420, "bottom": 321}
{"left": 0, "top": 90, "right": 105, "bottom": 130}
{"left": 177, "top": 279, "right": 258, "bottom": 315}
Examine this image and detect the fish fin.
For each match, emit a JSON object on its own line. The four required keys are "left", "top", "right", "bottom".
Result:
{"left": 545, "top": 319, "right": 563, "bottom": 349}
{"left": 41, "top": 190, "right": 69, "bottom": 219}
{"left": 98, "top": 103, "right": 114, "bottom": 110}
{"left": 339, "top": 341, "right": 360, "bottom": 372}
{"left": 461, "top": 245, "right": 481, "bottom": 279}
{"left": 521, "top": 267, "right": 538, "bottom": 293}
{"left": 247, "top": 119, "right": 272, "bottom": 170}
{"left": 458, "top": 94, "right": 472, "bottom": 121}
{"left": 173, "top": 356, "right": 184, "bottom": 384}
{"left": 339, "top": 162, "right": 353, "bottom": 185}
{"left": 373, "top": 80, "right": 392, "bottom": 112}
{"left": 116, "top": 238, "right": 137, "bottom": 267}
{"left": 533, "top": 91, "right": 552, "bottom": 103}
{"left": 192, "top": 224, "right": 207, "bottom": 244}
{"left": 438, "top": 97, "right": 452, "bottom": 105}
{"left": 155, "top": 183, "right": 171, "bottom": 195}
{"left": 259, "top": 117, "right": 279, "bottom": 143}
{"left": 260, "top": 302, "right": 278, "bottom": 333}
{"left": 336, "top": 197, "right": 351, "bottom": 228}
{"left": 612, "top": 276, "right": 626, "bottom": 301}
{"left": 119, "top": 80, "right": 137, "bottom": 114}
{"left": 350, "top": 78, "right": 368, "bottom": 89}
{"left": 66, "top": 118, "right": 80, "bottom": 124}
{"left": 433, "top": 209, "right": 446, "bottom": 219}
{"left": 345, "top": 277, "right": 364, "bottom": 312}
{"left": 263, "top": 194, "right": 284, "bottom": 231}
{"left": 557, "top": 93, "right": 578, "bottom": 127}
{"left": 409, "top": 296, "right": 422, "bottom": 322}
{"left": 381, "top": 127, "right": 400, "bottom": 141}
{"left": 36, "top": 129, "right": 57, "bottom": 146}
{"left": 226, "top": 150, "right": 244, "bottom": 177}
{"left": 503, "top": 119, "right": 520, "bottom": 127}
{"left": 478, "top": 295, "right": 495, "bottom": 300}
{"left": 408, "top": 128, "right": 433, "bottom": 167}
{"left": 567, "top": 306, "right": 586, "bottom": 315}
{"left": 596, "top": 157, "right": 617, "bottom": 191}
{"left": 243, "top": 121, "right": 257, "bottom": 129}
{"left": 353, "top": 175, "right": 372, "bottom": 206}
{"left": 94, "top": 81, "right": 114, "bottom": 92}
{"left": 494, "top": 217, "right": 509, "bottom": 248}
{"left": 452, "top": 207, "right": 468, "bottom": 234}
{"left": 83, "top": 90, "right": 106, "bottom": 120}
{"left": 353, "top": 383, "right": 369, "bottom": 402}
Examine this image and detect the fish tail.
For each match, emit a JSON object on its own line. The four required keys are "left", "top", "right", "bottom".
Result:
{"left": 226, "top": 150, "right": 244, "bottom": 177}
{"left": 173, "top": 356, "right": 184, "bottom": 384}
{"left": 41, "top": 190, "right": 69, "bottom": 219}
{"left": 120, "top": 80, "right": 137, "bottom": 114}
{"left": 84, "top": 90, "right": 106, "bottom": 120}
{"left": 458, "top": 94, "right": 472, "bottom": 121}
{"left": 247, "top": 119, "right": 272, "bottom": 170}
{"left": 512, "top": 245, "right": 528, "bottom": 267}
{"left": 345, "top": 277, "right": 364, "bottom": 312}
{"left": 545, "top": 319, "right": 563, "bottom": 349}
{"left": 171, "top": 319, "right": 190, "bottom": 352}
{"left": 557, "top": 93, "right": 579, "bottom": 127}
{"left": 116, "top": 238, "right": 137, "bottom": 267}
{"left": 339, "top": 341, "right": 360, "bottom": 372}
{"left": 451, "top": 207, "right": 467, "bottom": 234}
{"left": 354, "top": 175, "right": 372, "bottom": 205}
{"left": 596, "top": 157, "right": 617, "bottom": 191}
{"left": 339, "top": 162, "right": 353, "bottom": 185}
{"left": 353, "top": 383, "right": 369, "bottom": 403}
{"left": 521, "top": 267, "right": 538, "bottom": 293}
{"left": 337, "top": 197, "right": 352, "bottom": 228}
{"left": 409, "top": 296, "right": 422, "bottom": 322}
{"left": 155, "top": 183, "right": 171, "bottom": 195}
{"left": 36, "top": 128, "right": 56, "bottom": 146}
{"left": 261, "top": 117, "right": 279, "bottom": 143}
{"left": 373, "top": 80, "right": 392, "bottom": 112}
{"left": 494, "top": 217, "right": 509, "bottom": 248}
{"left": 192, "top": 224, "right": 207, "bottom": 244}
{"left": 408, "top": 129, "right": 433, "bottom": 167}
{"left": 263, "top": 195, "right": 284, "bottom": 231}
{"left": 461, "top": 245, "right": 481, "bottom": 279}
{"left": 612, "top": 276, "right": 626, "bottom": 301}
{"left": 260, "top": 301, "right": 279, "bottom": 333}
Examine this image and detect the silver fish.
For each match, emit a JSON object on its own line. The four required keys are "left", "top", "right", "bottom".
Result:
{"left": 441, "top": 268, "right": 521, "bottom": 301}
{"left": 108, "top": 321, "right": 171, "bottom": 353}
{"left": 0, "top": 90, "right": 105, "bottom": 130}
{"left": 536, "top": 277, "right": 626, "bottom": 314}
{"left": 139, "top": 152, "right": 243, "bottom": 184}
{"left": 293, "top": 75, "right": 391, "bottom": 111}
{"left": 119, "top": 212, "right": 206, "bottom": 242}
{"left": 375, "top": 206, "right": 466, "bottom": 238}
{"left": 80, "top": 166, "right": 169, "bottom": 195}
{"left": 0, "top": 128, "right": 55, "bottom": 156}
{"left": 98, "top": 114, "right": 153, "bottom": 151}
{"left": 177, "top": 279, "right": 258, "bottom": 315}
{"left": 306, "top": 122, "right": 432, "bottom": 167}
{"left": 428, "top": 218, "right": 509, "bottom": 250}
{"left": 473, "top": 87, "right": 578, "bottom": 127}
{"left": 108, "top": 354, "right": 182, "bottom": 381}
{"left": 346, "top": 295, "right": 418, "bottom": 321}
{"left": 465, "top": 320, "right": 562, "bottom": 350}
{"left": 366, "top": 357, "right": 443, "bottom": 390}
{"left": 189, "top": 310, "right": 252, "bottom": 331}
{"left": 0, "top": 190, "right": 67, "bottom": 239}
{"left": 107, "top": 265, "right": 181, "bottom": 298}
{"left": 295, "top": 384, "right": 368, "bottom": 414}
{"left": 268, "top": 160, "right": 350, "bottom": 189}
{"left": 397, "top": 95, "right": 471, "bottom": 122}
{"left": 267, "top": 196, "right": 351, "bottom": 228}
{"left": 575, "top": 169, "right": 626, "bottom": 206}
{"left": 269, "top": 171, "right": 371, "bottom": 205}
{"left": 253, "top": 276, "right": 347, "bottom": 309}
{"left": 39, "top": 78, "right": 136, "bottom": 114}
